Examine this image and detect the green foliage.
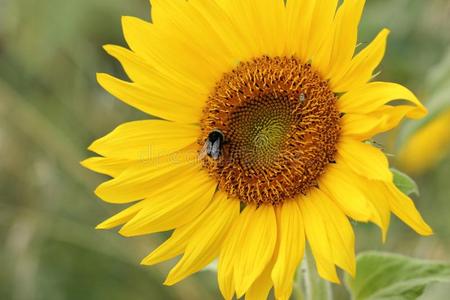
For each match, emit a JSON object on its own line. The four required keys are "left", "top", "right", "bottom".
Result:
{"left": 391, "top": 168, "right": 419, "bottom": 196}
{"left": 345, "top": 252, "right": 450, "bottom": 300}
{"left": 397, "top": 49, "right": 450, "bottom": 149}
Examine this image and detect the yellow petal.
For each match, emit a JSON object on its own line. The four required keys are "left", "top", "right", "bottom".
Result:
{"left": 121, "top": 16, "right": 225, "bottom": 90}
{"left": 96, "top": 200, "right": 146, "bottom": 230}
{"left": 150, "top": 0, "right": 238, "bottom": 68}
{"left": 218, "top": 212, "right": 243, "bottom": 300}
{"left": 141, "top": 194, "right": 236, "bottom": 267}
{"left": 88, "top": 120, "right": 199, "bottom": 160}
{"left": 298, "top": 191, "right": 340, "bottom": 283}
{"left": 81, "top": 157, "right": 135, "bottom": 178}
{"left": 338, "top": 82, "right": 427, "bottom": 119}
{"left": 118, "top": 171, "right": 216, "bottom": 236}
{"left": 319, "top": 163, "right": 372, "bottom": 222}
{"left": 226, "top": 0, "right": 286, "bottom": 57}
{"left": 103, "top": 44, "right": 207, "bottom": 101}
{"left": 141, "top": 226, "right": 191, "bottom": 266}
{"left": 245, "top": 273, "right": 273, "bottom": 300}
{"left": 246, "top": 253, "right": 276, "bottom": 300}
{"left": 103, "top": 45, "right": 156, "bottom": 85}
{"left": 337, "top": 137, "right": 393, "bottom": 182}
{"left": 314, "top": 0, "right": 366, "bottom": 78}
{"left": 385, "top": 182, "right": 433, "bottom": 236}
{"left": 331, "top": 29, "right": 390, "bottom": 92}
{"left": 141, "top": 194, "right": 221, "bottom": 265}
{"left": 271, "top": 201, "right": 305, "bottom": 300}
{"left": 361, "top": 180, "right": 391, "bottom": 241}
{"left": 285, "top": 0, "right": 315, "bottom": 58}
{"left": 368, "top": 105, "right": 425, "bottom": 137}
{"left": 234, "top": 205, "right": 277, "bottom": 298}
{"left": 186, "top": 0, "right": 255, "bottom": 62}
{"left": 340, "top": 113, "right": 385, "bottom": 141}
{"left": 95, "top": 152, "right": 198, "bottom": 203}
{"left": 97, "top": 73, "right": 202, "bottom": 123}
{"left": 164, "top": 192, "right": 240, "bottom": 285}
{"left": 290, "top": 0, "right": 339, "bottom": 61}
{"left": 311, "top": 190, "right": 356, "bottom": 276}
{"left": 305, "top": 0, "right": 339, "bottom": 60}
{"left": 328, "top": 0, "right": 366, "bottom": 78}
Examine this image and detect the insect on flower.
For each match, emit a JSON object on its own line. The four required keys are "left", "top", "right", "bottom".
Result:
{"left": 199, "top": 129, "right": 226, "bottom": 161}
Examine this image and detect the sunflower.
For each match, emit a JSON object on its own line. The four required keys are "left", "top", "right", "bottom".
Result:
{"left": 82, "top": 0, "right": 433, "bottom": 299}
{"left": 398, "top": 109, "right": 450, "bottom": 175}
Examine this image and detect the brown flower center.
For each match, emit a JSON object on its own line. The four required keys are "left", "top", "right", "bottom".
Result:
{"left": 199, "top": 56, "right": 341, "bottom": 205}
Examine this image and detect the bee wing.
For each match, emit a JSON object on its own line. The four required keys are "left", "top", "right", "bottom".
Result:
{"left": 211, "top": 139, "right": 221, "bottom": 160}
{"left": 198, "top": 140, "right": 210, "bottom": 161}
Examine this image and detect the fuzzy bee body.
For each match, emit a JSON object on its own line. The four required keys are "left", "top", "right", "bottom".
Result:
{"left": 199, "top": 130, "right": 225, "bottom": 160}
{"left": 299, "top": 93, "right": 306, "bottom": 102}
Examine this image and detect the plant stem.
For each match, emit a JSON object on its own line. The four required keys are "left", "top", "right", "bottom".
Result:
{"left": 293, "top": 279, "right": 305, "bottom": 300}
{"left": 298, "top": 247, "right": 333, "bottom": 300}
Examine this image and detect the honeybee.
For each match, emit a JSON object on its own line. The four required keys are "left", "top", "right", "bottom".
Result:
{"left": 199, "top": 129, "right": 225, "bottom": 160}
{"left": 299, "top": 92, "right": 306, "bottom": 103}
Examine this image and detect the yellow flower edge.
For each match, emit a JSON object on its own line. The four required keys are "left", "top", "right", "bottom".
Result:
{"left": 399, "top": 109, "right": 450, "bottom": 175}
{"left": 82, "top": 1, "right": 433, "bottom": 299}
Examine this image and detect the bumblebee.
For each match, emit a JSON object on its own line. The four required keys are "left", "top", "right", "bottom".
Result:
{"left": 199, "top": 129, "right": 225, "bottom": 160}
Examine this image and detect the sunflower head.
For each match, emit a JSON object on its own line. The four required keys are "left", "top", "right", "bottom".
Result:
{"left": 83, "top": 1, "right": 432, "bottom": 299}
{"left": 200, "top": 56, "right": 341, "bottom": 205}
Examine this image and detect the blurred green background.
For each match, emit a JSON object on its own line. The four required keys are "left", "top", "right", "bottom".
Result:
{"left": 0, "top": 0, "right": 449, "bottom": 299}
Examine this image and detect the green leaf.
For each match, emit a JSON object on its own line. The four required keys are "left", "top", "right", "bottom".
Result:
{"left": 345, "top": 252, "right": 450, "bottom": 300}
{"left": 391, "top": 168, "right": 419, "bottom": 196}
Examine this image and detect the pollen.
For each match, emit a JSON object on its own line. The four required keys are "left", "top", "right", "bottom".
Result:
{"left": 199, "top": 56, "right": 341, "bottom": 205}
